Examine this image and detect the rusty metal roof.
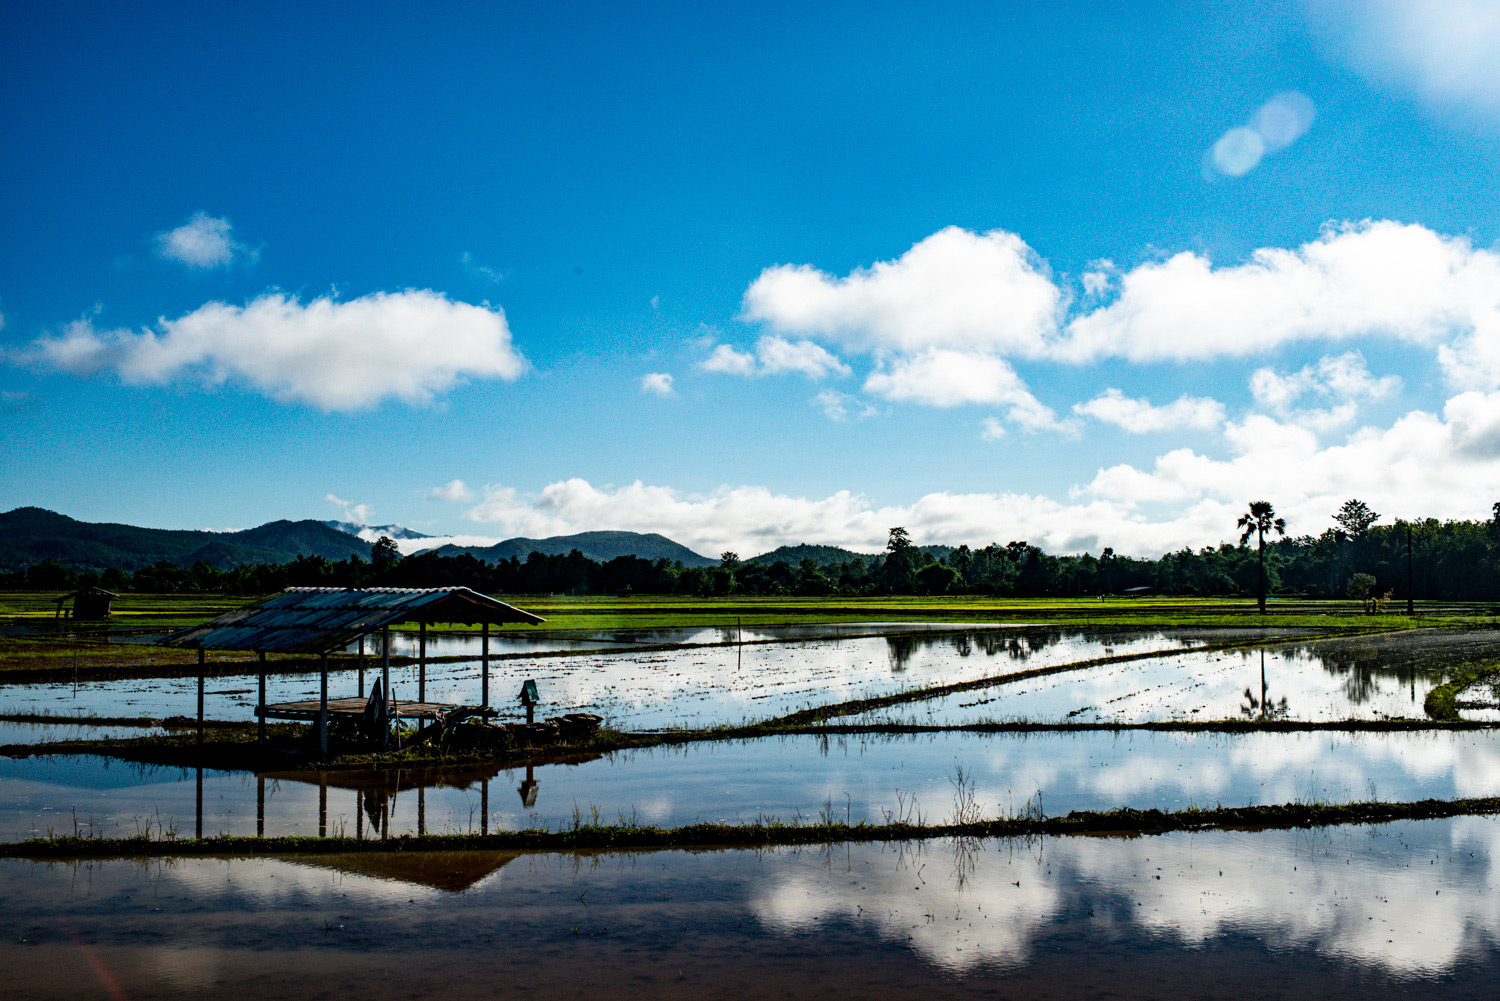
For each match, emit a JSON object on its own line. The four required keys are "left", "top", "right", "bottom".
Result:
{"left": 157, "top": 587, "right": 545, "bottom": 654}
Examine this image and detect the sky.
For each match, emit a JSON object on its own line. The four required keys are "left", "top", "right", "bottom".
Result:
{"left": 4, "top": 0, "right": 1500, "bottom": 559}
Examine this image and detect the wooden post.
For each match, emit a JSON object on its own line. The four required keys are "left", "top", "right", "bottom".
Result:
{"left": 196, "top": 647, "right": 206, "bottom": 745}
{"left": 481, "top": 622, "right": 490, "bottom": 709}
{"left": 418, "top": 621, "right": 427, "bottom": 704}
{"left": 357, "top": 794, "right": 364, "bottom": 841}
{"left": 481, "top": 777, "right": 489, "bottom": 836}
{"left": 195, "top": 765, "right": 203, "bottom": 839}
{"left": 318, "top": 653, "right": 329, "bottom": 757}
{"left": 257, "top": 651, "right": 266, "bottom": 745}
{"left": 318, "top": 775, "right": 327, "bottom": 838}
{"left": 256, "top": 775, "right": 265, "bottom": 838}
{"left": 418, "top": 786, "right": 426, "bottom": 837}
{"left": 358, "top": 634, "right": 366, "bottom": 696}
{"left": 381, "top": 625, "right": 392, "bottom": 750}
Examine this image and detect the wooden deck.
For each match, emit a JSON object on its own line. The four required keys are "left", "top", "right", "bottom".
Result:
{"left": 257, "top": 697, "right": 494, "bottom": 723}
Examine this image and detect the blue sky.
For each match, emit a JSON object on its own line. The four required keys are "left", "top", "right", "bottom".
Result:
{"left": 4, "top": 0, "right": 1500, "bottom": 558}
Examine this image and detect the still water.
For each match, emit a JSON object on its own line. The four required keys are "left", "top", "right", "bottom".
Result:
{"left": 0, "top": 627, "right": 1295, "bottom": 730}
{"left": 4, "top": 818, "right": 1500, "bottom": 997}
{"left": 6, "top": 729, "right": 1500, "bottom": 842}
{"left": 836, "top": 629, "right": 1500, "bottom": 725}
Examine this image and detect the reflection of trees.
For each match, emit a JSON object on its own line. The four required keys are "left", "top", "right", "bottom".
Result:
{"left": 1241, "top": 650, "right": 1290, "bottom": 720}
{"left": 1264, "top": 632, "right": 1500, "bottom": 706}
{"left": 879, "top": 628, "right": 1155, "bottom": 673}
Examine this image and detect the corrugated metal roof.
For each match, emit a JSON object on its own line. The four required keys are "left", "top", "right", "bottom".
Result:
{"left": 157, "top": 586, "right": 546, "bottom": 654}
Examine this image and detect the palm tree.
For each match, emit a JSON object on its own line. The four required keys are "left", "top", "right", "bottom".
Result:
{"left": 1237, "top": 501, "right": 1286, "bottom": 614}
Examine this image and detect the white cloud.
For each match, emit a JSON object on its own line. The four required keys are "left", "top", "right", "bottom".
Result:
{"left": 861, "top": 349, "right": 1074, "bottom": 434}
{"left": 427, "top": 479, "right": 476, "bottom": 503}
{"left": 699, "top": 336, "right": 849, "bottom": 379}
{"left": 450, "top": 389, "right": 1500, "bottom": 558}
{"left": 640, "top": 372, "right": 675, "bottom": 396}
{"left": 700, "top": 343, "right": 757, "bottom": 376}
{"left": 743, "top": 226, "right": 1060, "bottom": 356}
{"left": 1305, "top": 0, "right": 1500, "bottom": 121}
{"left": 1058, "top": 220, "right": 1500, "bottom": 367}
{"left": 1249, "top": 351, "right": 1400, "bottom": 430}
{"left": 326, "top": 493, "right": 373, "bottom": 525}
{"left": 1073, "top": 389, "right": 1226, "bottom": 433}
{"left": 19, "top": 289, "right": 527, "bottom": 410}
{"left": 814, "top": 390, "right": 877, "bottom": 422}
{"left": 155, "top": 212, "right": 257, "bottom": 269}
{"left": 979, "top": 417, "right": 1007, "bottom": 441}
{"left": 1206, "top": 93, "right": 1316, "bottom": 178}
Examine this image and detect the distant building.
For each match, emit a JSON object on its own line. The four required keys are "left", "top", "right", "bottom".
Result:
{"left": 54, "top": 587, "right": 119, "bottom": 620}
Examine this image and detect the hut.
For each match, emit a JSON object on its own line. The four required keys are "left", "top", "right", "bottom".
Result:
{"left": 54, "top": 587, "right": 119, "bottom": 620}
{"left": 158, "top": 586, "right": 545, "bottom": 755}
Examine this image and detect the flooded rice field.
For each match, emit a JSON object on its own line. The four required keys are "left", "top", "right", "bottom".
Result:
{"left": 836, "top": 629, "right": 1500, "bottom": 725}
{"left": 7, "top": 728, "right": 1500, "bottom": 842}
{"left": 0, "top": 720, "right": 164, "bottom": 745}
{"left": 0, "top": 626, "right": 1300, "bottom": 729}
{"left": 6, "top": 818, "right": 1500, "bottom": 997}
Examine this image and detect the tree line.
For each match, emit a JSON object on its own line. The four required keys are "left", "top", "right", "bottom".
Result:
{"left": 6, "top": 499, "right": 1499, "bottom": 602}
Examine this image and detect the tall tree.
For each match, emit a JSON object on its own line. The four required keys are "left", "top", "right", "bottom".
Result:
{"left": 1237, "top": 501, "right": 1286, "bottom": 614}
{"left": 1334, "top": 499, "right": 1379, "bottom": 538}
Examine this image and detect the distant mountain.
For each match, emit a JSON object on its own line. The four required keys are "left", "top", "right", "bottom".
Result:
{"left": 323, "top": 520, "right": 431, "bottom": 541}
{"left": 0, "top": 507, "right": 374, "bottom": 572}
{"left": 432, "top": 530, "right": 715, "bottom": 567}
{"left": 746, "top": 543, "right": 953, "bottom": 567}
{"left": 745, "top": 544, "right": 874, "bottom": 567}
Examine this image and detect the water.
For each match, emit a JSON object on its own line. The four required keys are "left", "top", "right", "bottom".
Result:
{"left": 6, "top": 729, "right": 1500, "bottom": 842}
{"left": 4, "top": 818, "right": 1500, "bottom": 996}
{"left": 835, "top": 630, "right": 1500, "bottom": 725}
{"left": 0, "top": 626, "right": 1288, "bottom": 730}
{"left": 0, "top": 720, "right": 164, "bottom": 745}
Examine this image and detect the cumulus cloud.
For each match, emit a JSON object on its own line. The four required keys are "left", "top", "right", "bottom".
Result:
{"left": 448, "top": 388, "right": 1500, "bottom": 558}
{"left": 743, "top": 227, "right": 1060, "bottom": 355}
{"left": 861, "top": 349, "right": 1074, "bottom": 433}
{"left": 1206, "top": 92, "right": 1316, "bottom": 177}
{"left": 1249, "top": 351, "right": 1401, "bottom": 430}
{"left": 699, "top": 335, "right": 849, "bottom": 379}
{"left": 326, "top": 493, "right": 372, "bottom": 525}
{"left": 1073, "top": 389, "right": 1226, "bottom": 433}
{"left": 18, "top": 290, "right": 527, "bottom": 410}
{"left": 1305, "top": 0, "right": 1500, "bottom": 122}
{"left": 640, "top": 372, "right": 675, "bottom": 396}
{"left": 1058, "top": 220, "right": 1500, "bottom": 367}
{"left": 427, "top": 479, "right": 475, "bottom": 503}
{"left": 155, "top": 212, "right": 257, "bottom": 269}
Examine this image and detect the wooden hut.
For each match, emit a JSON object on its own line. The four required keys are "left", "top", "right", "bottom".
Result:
{"left": 158, "top": 586, "right": 545, "bottom": 755}
{"left": 54, "top": 587, "right": 119, "bottom": 620}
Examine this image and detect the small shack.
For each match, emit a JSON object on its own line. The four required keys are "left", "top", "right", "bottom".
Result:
{"left": 54, "top": 587, "right": 119, "bottom": 620}
{"left": 158, "top": 586, "right": 545, "bottom": 755}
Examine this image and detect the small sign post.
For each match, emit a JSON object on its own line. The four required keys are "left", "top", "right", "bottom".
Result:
{"left": 519, "top": 679, "right": 540, "bottom": 725}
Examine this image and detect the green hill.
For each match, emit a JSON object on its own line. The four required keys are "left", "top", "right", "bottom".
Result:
{"left": 745, "top": 543, "right": 875, "bottom": 567}
{"left": 0, "top": 507, "right": 373, "bottom": 572}
{"left": 433, "top": 530, "right": 715, "bottom": 567}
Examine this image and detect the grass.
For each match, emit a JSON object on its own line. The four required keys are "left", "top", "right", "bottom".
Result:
{"left": 1424, "top": 662, "right": 1500, "bottom": 720}
{"left": 9, "top": 794, "right": 1500, "bottom": 860}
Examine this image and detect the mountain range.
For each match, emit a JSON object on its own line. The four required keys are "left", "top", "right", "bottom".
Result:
{"left": 0, "top": 508, "right": 944, "bottom": 573}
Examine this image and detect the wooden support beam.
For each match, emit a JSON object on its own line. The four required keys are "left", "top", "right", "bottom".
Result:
{"left": 482, "top": 622, "right": 490, "bottom": 709}
{"left": 418, "top": 621, "right": 427, "bottom": 704}
{"left": 196, "top": 647, "right": 206, "bottom": 745}
{"left": 195, "top": 765, "right": 203, "bottom": 840}
{"left": 318, "top": 652, "right": 329, "bottom": 757}
{"left": 418, "top": 786, "right": 426, "bottom": 837}
{"left": 256, "top": 775, "right": 265, "bottom": 838}
{"left": 257, "top": 651, "right": 266, "bottom": 745}
{"left": 381, "top": 626, "right": 391, "bottom": 749}
{"left": 358, "top": 634, "right": 366, "bottom": 697}
{"left": 318, "top": 776, "right": 327, "bottom": 838}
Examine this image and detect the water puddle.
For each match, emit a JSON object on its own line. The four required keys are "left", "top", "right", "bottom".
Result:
{"left": 835, "top": 630, "right": 1500, "bottom": 724}
{"left": 6, "top": 728, "right": 1500, "bottom": 842}
{"left": 4, "top": 818, "right": 1500, "bottom": 996}
{"left": 0, "top": 720, "right": 163, "bottom": 745}
{"left": 0, "top": 626, "right": 1303, "bottom": 730}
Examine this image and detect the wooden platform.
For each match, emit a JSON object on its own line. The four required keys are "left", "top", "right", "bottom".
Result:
{"left": 257, "top": 697, "right": 493, "bottom": 724}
